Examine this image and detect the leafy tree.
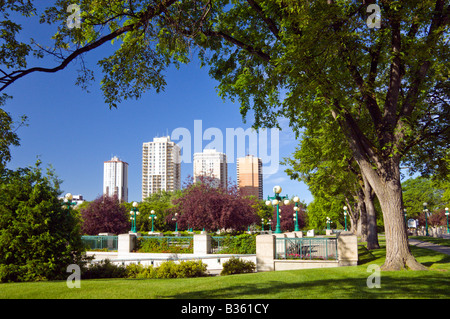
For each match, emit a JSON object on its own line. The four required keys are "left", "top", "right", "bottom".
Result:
{"left": 172, "top": 177, "right": 259, "bottom": 232}
{"left": 402, "top": 176, "right": 445, "bottom": 216}
{"left": 0, "top": 105, "right": 27, "bottom": 172}
{"left": 282, "top": 115, "right": 380, "bottom": 248}
{"left": 246, "top": 195, "right": 273, "bottom": 227}
{"left": 0, "top": 162, "right": 84, "bottom": 282}
{"left": 137, "top": 191, "right": 179, "bottom": 232}
{"left": 269, "top": 201, "right": 307, "bottom": 232}
{"left": 2, "top": 1, "right": 448, "bottom": 270}
{"left": 80, "top": 195, "right": 129, "bottom": 235}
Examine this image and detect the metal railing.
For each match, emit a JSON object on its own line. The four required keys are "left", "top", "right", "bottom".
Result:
{"left": 82, "top": 235, "right": 118, "bottom": 251}
{"left": 275, "top": 237, "right": 338, "bottom": 260}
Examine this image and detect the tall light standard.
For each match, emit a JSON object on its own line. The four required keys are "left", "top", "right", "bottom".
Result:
{"left": 445, "top": 207, "right": 449, "bottom": 234}
{"left": 423, "top": 202, "right": 429, "bottom": 236}
{"left": 265, "top": 186, "right": 289, "bottom": 234}
{"left": 404, "top": 208, "right": 407, "bottom": 227}
{"left": 149, "top": 210, "right": 157, "bottom": 233}
{"left": 326, "top": 217, "right": 332, "bottom": 230}
{"left": 343, "top": 206, "right": 348, "bottom": 231}
{"left": 261, "top": 218, "right": 265, "bottom": 232}
{"left": 172, "top": 212, "right": 179, "bottom": 232}
{"left": 293, "top": 196, "right": 300, "bottom": 231}
{"left": 129, "top": 202, "right": 140, "bottom": 233}
{"left": 63, "top": 193, "right": 77, "bottom": 211}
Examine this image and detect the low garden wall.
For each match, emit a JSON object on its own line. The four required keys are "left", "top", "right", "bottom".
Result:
{"left": 84, "top": 231, "right": 358, "bottom": 273}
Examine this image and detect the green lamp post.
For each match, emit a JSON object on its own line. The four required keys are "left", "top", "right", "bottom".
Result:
{"left": 293, "top": 196, "right": 300, "bottom": 231}
{"left": 445, "top": 207, "right": 449, "bottom": 234}
{"left": 265, "top": 185, "right": 289, "bottom": 234}
{"left": 343, "top": 206, "right": 348, "bottom": 231}
{"left": 63, "top": 193, "right": 77, "bottom": 210}
{"left": 148, "top": 210, "right": 157, "bottom": 233}
{"left": 423, "top": 202, "right": 429, "bottom": 236}
{"left": 261, "top": 218, "right": 265, "bottom": 232}
{"left": 326, "top": 217, "right": 332, "bottom": 230}
{"left": 129, "top": 202, "right": 139, "bottom": 233}
{"left": 172, "top": 212, "right": 179, "bottom": 232}
{"left": 404, "top": 208, "right": 407, "bottom": 227}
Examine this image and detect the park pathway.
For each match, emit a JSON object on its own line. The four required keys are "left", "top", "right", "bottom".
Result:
{"left": 409, "top": 238, "right": 450, "bottom": 256}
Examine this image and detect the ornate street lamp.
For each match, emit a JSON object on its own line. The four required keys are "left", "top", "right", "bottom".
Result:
{"left": 343, "top": 206, "right": 348, "bottom": 231}
{"left": 265, "top": 186, "right": 289, "bottom": 234}
{"left": 129, "top": 202, "right": 140, "bottom": 233}
{"left": 293, "top": 196, "right": 300, "bottom": 231}
{"left": 445, "top": 207, "right": 449, "bottom": 234}
{"left": 261, "top": 218, "right": 265, "bottom": 232}
{"left": 423, "top": 202, "right": 429, "bottom": 236}
{"left": 149, "top": 210, "right": 157, "bottom": 233}
{"left": 326, "top": 217, "right": 332, "bottom": 230}
{"left": 404, "top": 208, "right": 407, "bottom": 227}
{"left": 63, "top": 193, "right": 77, "bottom": 210}
{"left": 172, "top": 212, "right": 179, "bottom": 232}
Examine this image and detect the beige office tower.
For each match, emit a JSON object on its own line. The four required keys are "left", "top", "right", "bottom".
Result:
{"left": 142, "top": 136, "right": 181, "bottom": 200}
{"left": 193, "top": 149, "right": 228, "bottom": 188}
{"left": 237, "top": 155, "right": 263, "bottom": 199}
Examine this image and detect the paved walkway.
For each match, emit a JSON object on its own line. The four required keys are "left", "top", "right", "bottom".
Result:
{"left": 409, "top": 239, "right": 450, "bottom": 256}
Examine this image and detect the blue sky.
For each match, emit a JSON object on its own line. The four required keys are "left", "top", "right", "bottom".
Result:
{"left": 3, "top": 13, "right": 312, "bottom": 204}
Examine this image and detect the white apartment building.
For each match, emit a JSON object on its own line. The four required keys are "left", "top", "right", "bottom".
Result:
{"left": 142, "top": 136, "right": 181, "bottom": 200}
{"left": 193, "top": 149, "right": 228, "bottom": 188}
{"left": 103, "top": 156, "right": 128, "bottom": 202}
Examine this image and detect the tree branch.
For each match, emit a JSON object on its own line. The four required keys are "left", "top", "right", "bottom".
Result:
{"left": 0, "top": 0, "right": 177, "bottom": 92}
{"left": 246, "top": 0, "right": 280, "bottom": 40}
{"left": 400, "top": 0, "right": 449, "bottom": 118}
{"left": 202, "top": 29, "right": 271, "bottom": 62}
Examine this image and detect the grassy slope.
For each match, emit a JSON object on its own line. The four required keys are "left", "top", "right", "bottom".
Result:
{"left": 1, "top": 239, "right": 449, "bottom": 299}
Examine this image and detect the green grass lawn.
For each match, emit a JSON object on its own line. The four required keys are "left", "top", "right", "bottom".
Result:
{"left": 1, "top": 239, "right": 449, "bottom": 299}
{"left": 410, "top": 236, "right": 450, "bottom": 247}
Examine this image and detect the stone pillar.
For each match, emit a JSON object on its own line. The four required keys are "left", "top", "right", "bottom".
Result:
{"left": 256, "top": 235, "right": 276, "bottom": 272}
{"left": 118, "top": 233, "right": 136, "bottom": 255}
{"left": 193, "top": 234, "right": 211, "bottom": 255}
{"left": 337, "top": 232, "right": 358, "bottom": 266}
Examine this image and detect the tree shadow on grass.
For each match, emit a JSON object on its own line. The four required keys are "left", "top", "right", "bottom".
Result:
{"left": 409, "top": 245, "right": 450, "bottom": 269}
{"left": 169, "top": 271, "right": 450, "bottom": 299}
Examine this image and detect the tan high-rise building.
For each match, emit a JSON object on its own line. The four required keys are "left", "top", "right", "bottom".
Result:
{"left": 193, "top": 149, "right": 227, "bottom": 188}
{"left": 142, "top": 136, "right": 181, "bottom": 200}
{"left": 237, "top": 155, "right": 263, "bottom": 199}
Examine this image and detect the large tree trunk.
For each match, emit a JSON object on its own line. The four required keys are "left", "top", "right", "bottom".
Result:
{"left": 359, "top": 159, "right": 426, "bottom": 270}
{"left": 344, "top": 197, "right": 358, "bottom": 234}
{"left": 362, "top": 174, "right": 380, "bottom": 250}
{"left": 356, "top": 189, "right": 367, "bottom": 242}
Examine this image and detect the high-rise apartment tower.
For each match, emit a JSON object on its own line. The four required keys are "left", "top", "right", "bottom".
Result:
{"left": 237, "top": 155, "right": 263, "bottom": 199}
{"left": 103, "top": 156, "right": 128, "bottom": 202}
{"left": 142, "top": 136, "right": 181, "bottom": 200}
{"left": 193, "top": 149, "right": 228, "bottom": 188}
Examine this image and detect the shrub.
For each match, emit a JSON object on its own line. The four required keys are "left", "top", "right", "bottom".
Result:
{"left": 176, "top": 260, "right": 207, "bottom": 278}
{"left": 0, "top": 163, "right": 86, "bottom": 282}
{"left": 82, "top": 259, "right": 127, "bottom": 279}
{"left": 220, "top": 257, "right": 256, "bottom": 276}
{"left": 156, "top": 261, "right": 179, "bottom": 279}
{"left": 137, "top": 237, "right": 193, "bottom": 253}
{"left": 220, "top": 234, "right": 256, "bottom": 254}
{"left": 125, "top": 260, "right": 207, "bottom": 279}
